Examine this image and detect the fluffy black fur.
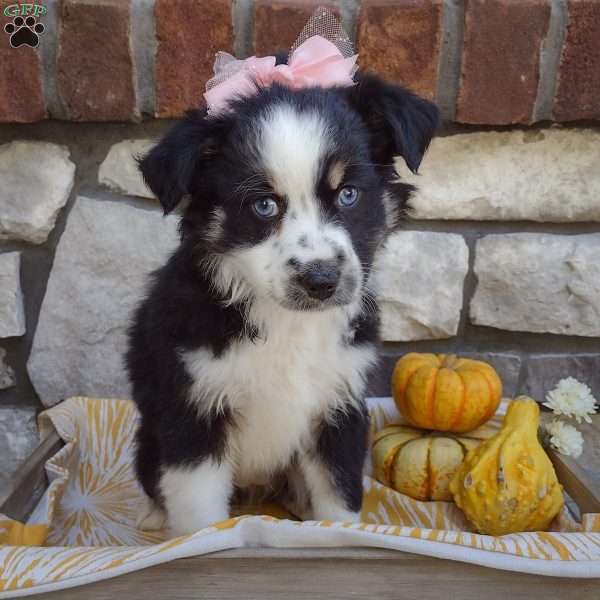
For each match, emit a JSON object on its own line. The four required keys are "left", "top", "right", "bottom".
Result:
{"left": 126, "top": 71, "right": 439, "bottom": 521}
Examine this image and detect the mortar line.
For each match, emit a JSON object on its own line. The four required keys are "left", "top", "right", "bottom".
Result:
{"left": 38, "top": 0, "right": 65, "bottom": 119}
{"left": 456, "top": 231, "right": 476, "bottom": 342}
{"left": 533, "top": 0, "right": 568, "bottom": 122}
{"left": 334, "top": 0, "right": 361, "bottom": 44}
{"left": 131, "top": 0, "right": 157, "bottom": 119}
{"left": 233, "top": 0, "right": 254, "bottom": 58}
{"left": 436, "top": 0, "right": 465, "bottom": 121}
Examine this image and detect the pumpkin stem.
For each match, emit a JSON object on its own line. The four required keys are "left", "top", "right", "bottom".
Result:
{"left": 443, "top": 354, "right": 459, "bottom": 369}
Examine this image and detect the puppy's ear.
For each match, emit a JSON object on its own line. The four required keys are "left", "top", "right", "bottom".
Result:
{"left": 138, "top": 110, "right": 224, "bottom": 214}
{"left": 349, "top": 73, "right": 440, "bottom": 173}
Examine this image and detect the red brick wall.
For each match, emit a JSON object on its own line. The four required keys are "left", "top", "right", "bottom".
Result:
{"left": 0, "top": 0, "right": 598, "bottom": 123}
{"left": 455, "top": 0, "right": 551, "bottom": 125}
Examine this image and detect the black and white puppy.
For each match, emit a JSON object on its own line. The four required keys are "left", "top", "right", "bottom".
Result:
{"left": 126, "top": 73, "right": 438, "bottom": 536}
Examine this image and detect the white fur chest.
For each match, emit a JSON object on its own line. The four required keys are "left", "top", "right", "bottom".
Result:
{"left": 182, "top": 303, "right": 376, "bottom": 487}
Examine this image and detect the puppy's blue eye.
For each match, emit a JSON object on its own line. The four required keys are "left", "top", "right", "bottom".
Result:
{"left": 336, "top": 186, "right": 359, "bottom": 208}
{"left": 252, "top": 197, "right": 279, "bottom": 219}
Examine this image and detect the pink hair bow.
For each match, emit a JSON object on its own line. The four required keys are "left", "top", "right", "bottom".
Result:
{"left": 204, "top": 35, "right": 358, "bottom": 115}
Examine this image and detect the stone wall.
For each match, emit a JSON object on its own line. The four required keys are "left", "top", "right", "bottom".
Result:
{"left": 0, "top": 0, "right": 599, "bottom": 500}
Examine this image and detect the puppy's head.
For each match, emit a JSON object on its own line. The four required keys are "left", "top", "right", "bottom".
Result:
{"left": 140, "top": 74, "right": 438, "bottom": 311}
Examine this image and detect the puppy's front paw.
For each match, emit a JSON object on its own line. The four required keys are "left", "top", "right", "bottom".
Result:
{"left": 312, "top": 506, "right": 362, "bottom": 523}
{"left": 168, "top": 507, "right": 230, "bottom": 537}
{"left": 161, "top": 460, "right": 234, "bottom": 536}
{"left": 137, "top": 502, "right": 167, "bottom": 531}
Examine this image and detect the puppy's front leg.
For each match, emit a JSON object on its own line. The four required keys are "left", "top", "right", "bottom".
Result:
{"left": 161, "top": 459, "right": 233, "bottom": 537}
{"left": 302, "top": 403, "right": 369, "bottom": 523}
{"left": 157, "top": 408, "right": 234, "bottom": 537}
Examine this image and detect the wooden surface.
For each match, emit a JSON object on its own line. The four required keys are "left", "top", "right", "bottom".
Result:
{"left": 40, "top": 548, "right": 600, "bottom": 600}
{"left": 541, "top": 413, "right": 600, "bottom": 514}
{"left": 0, "top": 430, "right": 62, "bottom": 521}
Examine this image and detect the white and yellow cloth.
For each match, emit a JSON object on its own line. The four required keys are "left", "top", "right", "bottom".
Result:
{"left": 1, "top": 396, "right": 600, "bottom": 596}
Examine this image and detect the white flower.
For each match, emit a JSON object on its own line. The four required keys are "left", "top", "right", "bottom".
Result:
{"left": 543, "top": 377, "right": 597, "bottom": 424}
{"left": 542, "top": 419, "right": 584, "bottom": 458}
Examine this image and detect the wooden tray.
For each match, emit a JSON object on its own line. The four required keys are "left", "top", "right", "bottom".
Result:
{"left": 2, "top": 416, "right": 600, "bottom": 599}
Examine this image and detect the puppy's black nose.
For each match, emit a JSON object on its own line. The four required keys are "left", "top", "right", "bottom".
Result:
{"left": 297, "top": 262, "right": 340, "bottom": 300}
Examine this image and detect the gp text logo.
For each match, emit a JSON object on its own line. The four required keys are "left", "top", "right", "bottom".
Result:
{"left": 3, "top": 3, "right": 47, "bottom": 17}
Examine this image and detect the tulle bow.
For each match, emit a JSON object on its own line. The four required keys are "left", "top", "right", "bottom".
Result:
{"left": 204, "top": 35, "right": 357, "bottom": 115}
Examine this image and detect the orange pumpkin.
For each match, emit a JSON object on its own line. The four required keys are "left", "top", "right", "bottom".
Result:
{"left": 392, "top": 353, "right": 502, "bottom": 433}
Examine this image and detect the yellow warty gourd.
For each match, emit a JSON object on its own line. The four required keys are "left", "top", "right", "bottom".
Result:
{"left": 450, "top": 397, "right": 564, "bottom": 536}
{"left": 372, "top": 425, "right": 480, "bottom": 501}
{"left": 392, "top": 353, "right": 502, "bottom": 433}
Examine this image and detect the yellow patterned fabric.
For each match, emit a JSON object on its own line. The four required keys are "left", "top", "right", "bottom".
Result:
{"left": 1, "top": 396, "right": 600, "bottom": 596}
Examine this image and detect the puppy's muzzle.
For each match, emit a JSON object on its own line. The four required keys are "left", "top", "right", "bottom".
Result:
{"left": 296, "top": 260, "right": 340, "bottom": 301}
